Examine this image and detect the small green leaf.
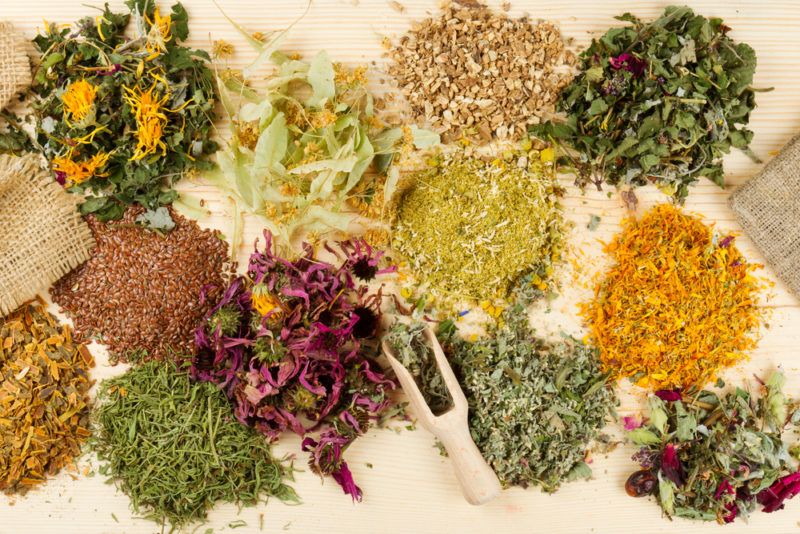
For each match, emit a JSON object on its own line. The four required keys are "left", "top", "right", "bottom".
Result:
{"left": 587, "top": 97, "right": 609, "bottom": 116}
{"left": 410, "top": 126, "right": 440, "bottom": 149}
{"left": 628, "top": 428, "right": 661, "bottom": 446}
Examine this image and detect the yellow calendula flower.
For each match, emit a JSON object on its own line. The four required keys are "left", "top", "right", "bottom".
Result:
{"left": 251, "top": 285, "right": 282, "bottom": 317}
{"left": 122, "top": 83, "right": 169, "bottom": 161}
{"left": 62, "top": 79, "right": 98, "bottom": 122}
{"left": 145, "top": 7, "right": 172, "bottom": 58}
{"left": 52, "top": 151, "right": 111, "bottom": 185}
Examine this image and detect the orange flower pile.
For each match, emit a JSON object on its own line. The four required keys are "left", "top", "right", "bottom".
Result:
{"left": 581, "top": 204, "right": 766, "bottom": 390}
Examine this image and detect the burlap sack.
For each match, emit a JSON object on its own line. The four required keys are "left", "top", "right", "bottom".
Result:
{"left": 0, "top": 154, "right": 95, "bottom": 316}
{"left": 730, "top": 134, "right": 800, "bottom": 299}
{"left": 0, "top": 21, "right": 31, "bottom": 111}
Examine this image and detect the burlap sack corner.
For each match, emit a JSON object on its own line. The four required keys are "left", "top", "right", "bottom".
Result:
{"left": 730, "top": 134, "right": 800, "bottom": 300}
{"left": 0, "top": 154, "right": 95, "bottom": 316}
{"left": 0, "top": 21, "right": 32, "bottom": 111}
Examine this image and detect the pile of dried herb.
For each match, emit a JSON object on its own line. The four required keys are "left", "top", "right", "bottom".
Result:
{"left": 394, "top": 298, "right": 616, "bottom": 492}
{"left": 533, "top": 6, "right": 759, "bottom": 202}
{"left": 31, "top": 0, "right": 217, "bottom": 225}
{"left": 581, "top": 203, "right": 765, "bottom": 390}
{"left": 192, "top": 232, "right": 397, "bottom": 501}
{"left": 625, "top": 373, "right": 800, "bottom": 523}
{"left": 208, "top": 18, "right": 438, "bottom": 251}
{"left": 91, "top": 360, "right": 297, "bottom": 529}
{"left": 392, "top": 151, "right": 565, "bottom": 304}
{"left": 384, "top": 322, "right": 453, "bottom": 416}
{"left": 387, "top": 1, "right": 574, "bottom": 143}
{"left": 0, "top": 299, "right": 94, "bottom": 494}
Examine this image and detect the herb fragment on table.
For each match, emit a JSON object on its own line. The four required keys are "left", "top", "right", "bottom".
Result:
{"left": 31, "top": 0, "right": 218, "bottom": 224}
{"left": 384, "top": 322, "right": 453, "bottom": 416}
{"left": 398, "top": 297, "right": 616, "bottom": 491}
{"left": 192, "top": 232, "right": 397, "bottom": 501}
{"left": 387, "top": 1, "right": 575, "bottom": 143}
{"left": 626, "top": 372, "right": 800, "bottom": 523}
{"left": 91, "top": 360, "right": 297, "bottom": 530}
{"left": 0, "top": 298, "right": 94, "bottom": 494}
{"left": 581, "top": 203, "right": 766, "bottom": 390}
{"left": 392, "top": 151, "right": 565, "bottom": 306}
{"left": 533, "top": 6, "right": 760, "bottom": 202}
{"left": 207, "top": 20, "right": 438, "bottom": 252}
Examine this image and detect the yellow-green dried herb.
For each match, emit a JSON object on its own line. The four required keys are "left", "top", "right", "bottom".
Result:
{"left": 393, "top": 152, "right": 565, "bottom": 305}
{"left": 0, "top": 298, "right": 94, "bottom": 494}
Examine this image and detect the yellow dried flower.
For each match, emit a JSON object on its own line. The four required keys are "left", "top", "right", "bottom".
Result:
{"left": 212, "top": 40, "right": 234, "bottom": 59}
{"left": 309, "top": 109, "right": 337, "bottom": 129}
{"left": 145, "top": 7, "right": 172, "bottom": 58}
{"left": 251, "top": 285, "right": 281, "bottom": 317}
{"left": 52, "top": 151, "right": 111, "bottom": 185}
{"left": 333, "top": 63, "right": 368, "bottom": 87}
{"left": 122, "top": 82, "right": 169, "bottom": 161}
{"left": 62, "top": 79, "right": 97, "bottom": 122}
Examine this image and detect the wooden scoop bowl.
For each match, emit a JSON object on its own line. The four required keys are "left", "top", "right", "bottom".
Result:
{"left": 382, "top": 325, "right": 502, "bottom": 505}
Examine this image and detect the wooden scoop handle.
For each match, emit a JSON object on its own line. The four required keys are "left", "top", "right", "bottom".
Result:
{"left": 435, "top": 415, "right": 502, "bottom": 506}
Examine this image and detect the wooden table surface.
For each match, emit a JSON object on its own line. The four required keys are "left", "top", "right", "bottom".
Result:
{"left": 3, "top": 1, "right": 800, "bottom": 533}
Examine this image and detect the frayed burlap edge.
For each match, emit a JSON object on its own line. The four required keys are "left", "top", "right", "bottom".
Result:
{"left": 730, "top": 134, "right": 800, "bottom": 300}
{"left": 0, "top": 21, "right": 32, "bottom": 111}
{"left": 0, "top": 154, "right": 95, "bottom": 316}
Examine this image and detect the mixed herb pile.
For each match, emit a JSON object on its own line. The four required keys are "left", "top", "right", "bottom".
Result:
{"left": 581, "top": 203, "right": 765, "bottom": 390}
{"left": 391, "top": 294, "right": 617, "bottom": 492}
{"left": 533, "top": 6, "right": 759, "bottom": 202}
{"left": 192, "top": 231, "right": 397, "bottom": 500}
{"left": 92, "top": 360, "right": 297, "bottom": 529}
{"left": 392, "top": 150, "right": 565, "bottom": 307}
{"left": 625, "top": 373, "right": 800, "bottom": 523}
{"left": 31, "top": 0, "right": 217, "bottom": 225}
{"left": 209, "top": 19, "right": 437, "bottom": 251}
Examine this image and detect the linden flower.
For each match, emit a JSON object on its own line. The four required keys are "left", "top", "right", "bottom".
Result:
{"left": 251, "top": 285, "right": 282, "bottom": 317}
{"left": 52, "top": 151, "right": 111, "bottom": 185}
{"left": 62, "top": 79, "right": 98, "bottom": 122}
{"left": 145, "top": 7, "right": 172, "bottom": 57}
{"left": 122, "top": 83, "right": 169, "bottom": 160}
{"left": 212, "top": 40, "right": 234, "bottom": 59}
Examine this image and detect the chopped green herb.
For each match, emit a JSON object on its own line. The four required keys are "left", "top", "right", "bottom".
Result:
{"left": 91, "top": 361, "right": 297, "bottom": 529}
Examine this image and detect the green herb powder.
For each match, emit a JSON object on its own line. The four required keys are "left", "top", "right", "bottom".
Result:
{"left": 392, "top": 152, "right": 565, "bottom": 303}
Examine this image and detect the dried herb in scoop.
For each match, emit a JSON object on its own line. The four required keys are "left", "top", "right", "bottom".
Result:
{"left": 625, "top": 373, "right": 800, "bottom": 523}
{"left": 392, "top": 294, "right": 617, "bottom": 492}
{"left": 533, "top": 6, "right": 760, "bottom": 202}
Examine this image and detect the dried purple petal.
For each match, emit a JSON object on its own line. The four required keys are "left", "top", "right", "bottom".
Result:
{"left": 756, "top": 471, "right": 800, "bottom": 513}
{"left": 660, "top": 444, "right": 684, "bottom": 486}
{"left": 655, "top": 389, "right": 682, "bottom": 402}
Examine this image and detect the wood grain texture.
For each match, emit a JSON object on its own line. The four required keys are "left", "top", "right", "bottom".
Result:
{"left": 2, "top": 1, "right": 800, "bottom": 533}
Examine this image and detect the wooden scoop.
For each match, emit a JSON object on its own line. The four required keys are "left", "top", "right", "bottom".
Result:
{"left": 382, "top": 325, "right": 501, "bottom": 505}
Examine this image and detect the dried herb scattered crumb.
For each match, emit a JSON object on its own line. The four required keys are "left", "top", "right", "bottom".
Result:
{"left": 534, "top": 6, "right": 760, "bottom": 202}
{"left": 388, "top": 1, "right": 575, "bottom": 143}
{"left": 393, "top": 151, "right": 565, "bottom": 305}
{"left": 0, "top": 299, "right": 94, "bottom": 494}
{"left": 582, "top": 204, "right": 766, "bottom": 390}
{"left": 91, "top": 360, "right": 297, "bottom": 529}
{"left": 31, "top": 0, "right": 218, "bottom": 224}
{"left": 626, "top": 373, "right": 800, "bottom": 523}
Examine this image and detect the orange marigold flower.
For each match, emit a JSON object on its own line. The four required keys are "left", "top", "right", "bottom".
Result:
{"left": 122, "top": 82, "right": 169, "bottom": 161}
{"left": 52, "top": 151, "right": 111, "bottom": 185}
{"left": 61, "top": 79, "right": 97, "bottom": 122}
